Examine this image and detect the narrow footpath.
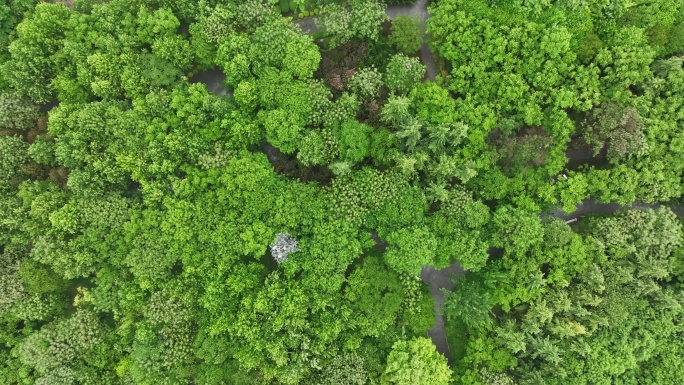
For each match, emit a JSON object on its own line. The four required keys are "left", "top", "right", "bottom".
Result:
{"left": 420, "top": 263, "right": 464, "bottom": 366}
{"left": 189, "top": 69, "right": 232, "bottom": 97}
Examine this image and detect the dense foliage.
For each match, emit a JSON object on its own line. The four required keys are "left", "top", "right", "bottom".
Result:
{"left": 428, "top": 0, "right": 684, "bottom": 208}
{"left": 0, "top": 0, "right": 682, "bottom": 384}
{"left": 445, "top": 207, "right": 684, "bottom": 384}
{"left": 427, "top": 1, "right": 684, "bottom": 383}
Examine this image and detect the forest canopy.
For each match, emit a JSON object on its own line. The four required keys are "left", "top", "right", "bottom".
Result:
{"left": 0, "top": 0, "right": 683, "bottom": 384}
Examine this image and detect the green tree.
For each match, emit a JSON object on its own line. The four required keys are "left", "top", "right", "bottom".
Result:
{"left": 317, "top": 4, "right": 353, "bottom": 49}
{"left": 18, "top": 259, "right": 67, "bottom": 295}
{"left": 344, "top": 256, "right": 404, "bottom": 338}
{"left": 297, "top": 129, "right": 338, "bottom": 166}
{"left": 350, "top": 0, "right": 387, "bottom": 42}
{"left": 490, "top": 205, "right": 544, "bottom": 256}
{"left": 338, "top": 120, "right": 373, "bottom": 163}
{"left": 317, "top": 354, "right": 369, "bottom": 385}
{"left": 380, "top": 95, "right": 412, "bottom": 127}
{"left": 3, "top": 3, "right": 73, "bottom": 102}
{"left": 384, "top": 226, "right": 437, "bottom": 276}
{"left": 318, "top": 1, "right": 386, "bottom": 48}
{"left": 668, "top": 20, "right": 684, "bottom": 54}
{"left": 17, "top": 310, "right": 116, "bottom": 384}
{"left": 389, "top": 15, "right": 423, "bottom": 55}
{"left": 260, "top": 108, "right": 302, "bottom": 154}
{"left": 0, "top": 135, "right": 29, "bottom": 192}
{"left": 583, "top": 102, "right": 649, "bottom": 163}
{"left": 385, "top": 54, "right": 425, "bottom": 94}
{"left": 443, "top": 276, "right": 492, "bottom": 330}
{"left": 234, "top": 79, "right": 258, "bottom": 111}
{"left": 348, "top": 66, "right": 383, "bottom": 100}
{"left": 381, "top": 337, "right": 452, "bottom": 385}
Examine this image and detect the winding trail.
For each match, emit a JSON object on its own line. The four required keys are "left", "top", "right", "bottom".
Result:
{"left": 293, "top": 15, "right": 320, "bottom": 35}
{"left": 385, "top": 0, "right": 437, "bottom": 81}
{"left": 551, "top": 200, "right": 684, "bottom": 220}
{"left": 420, "top": 263, "right": 464, "bottom": 365}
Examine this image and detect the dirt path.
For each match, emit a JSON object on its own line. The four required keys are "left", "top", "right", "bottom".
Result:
{"left": 420, "top": 263, "right": 464, "bottom": 365}
{"left": 551, "top": 199, "right": 684, "bottom": 220}
{"left": 189, "top": 69, "right": 232, "bottom": 97}
{"left": 385, "top": 0, "right": 437, "bottom": 81}
{"left": 293, "top": 15, "right": 320, "bottom": 34}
